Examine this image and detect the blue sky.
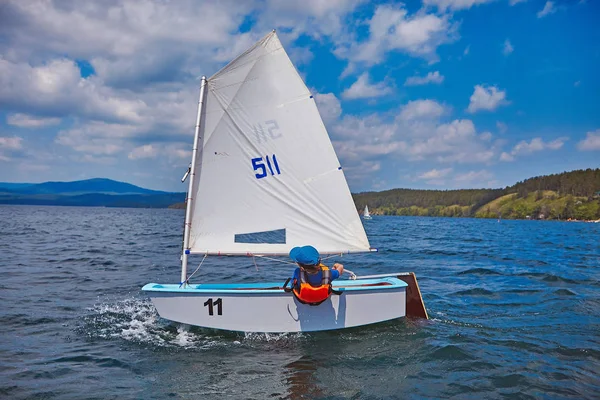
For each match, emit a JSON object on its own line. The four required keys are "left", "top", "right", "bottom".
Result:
{"left": 0, "top": 0, "right": 598, "bottom": 192}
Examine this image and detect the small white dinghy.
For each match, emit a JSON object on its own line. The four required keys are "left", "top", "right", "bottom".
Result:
{"left": 142, "top": 31, "right": 427, "bottom": 333}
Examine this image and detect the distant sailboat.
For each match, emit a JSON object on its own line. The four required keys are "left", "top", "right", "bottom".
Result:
{"left": 142, "top": 31, "right": 427, "bottom": 332}
{"left": 363, "top": 205, "right": 372, "bottom": 220}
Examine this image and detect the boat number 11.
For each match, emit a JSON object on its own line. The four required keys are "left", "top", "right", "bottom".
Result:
{"left": 204, "top": 298, "right": 223, "bottom": 316}
{"left": 252, "top": 154, "right": 281, "bottom": 179}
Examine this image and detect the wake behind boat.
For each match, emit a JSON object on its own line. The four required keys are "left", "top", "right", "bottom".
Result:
{"left": 142, "top": 31, "right": 427, "bottom": 332}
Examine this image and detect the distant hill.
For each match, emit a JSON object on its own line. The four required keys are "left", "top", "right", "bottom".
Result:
{"left": 0, "top": 178, "right": 167, "bottom": 195}
{"left": 0, "top": 178, "right": 185, "bottom": 208}
{"left": 0, "top": 182, "right": 33, "bottom": 190}
{"left": 353, "top": 168, "right": 600, "bottom": 221}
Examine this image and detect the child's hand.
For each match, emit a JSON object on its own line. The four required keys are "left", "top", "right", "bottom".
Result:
{"left": 333, "top": 263, "right": 344, "bottom": 275}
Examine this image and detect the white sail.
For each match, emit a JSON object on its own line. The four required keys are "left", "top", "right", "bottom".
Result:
{"left": 364, "top": 205, "right": 371, "bottom": 218}
{"left": 187, "top": 31, "right": 370, "bottom": 255}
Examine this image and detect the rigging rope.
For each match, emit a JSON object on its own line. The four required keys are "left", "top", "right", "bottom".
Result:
{"left": 253, "top": 255, "right": 296, "bottom": 265}
{"left": 252, "top": 253, "right": 343, "bottom": 265}
{"left": 321, "top": 253, "right": 343, "bottom": 261}
{"left": 181, "top": 253, "right": 208, "bottom": 287}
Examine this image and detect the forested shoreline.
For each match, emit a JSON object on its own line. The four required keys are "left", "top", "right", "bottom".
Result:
{"left": 353, "top": 169, "right": 600, "bottom": 221}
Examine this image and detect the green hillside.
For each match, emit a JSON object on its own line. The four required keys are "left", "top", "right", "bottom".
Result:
{"left": 474, "top": 191, "right": 599, "bottom": 220}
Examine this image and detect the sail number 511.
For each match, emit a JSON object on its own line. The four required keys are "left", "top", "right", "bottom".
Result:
{"left": 252, "top": 155, "right": 281, "bottom": 179}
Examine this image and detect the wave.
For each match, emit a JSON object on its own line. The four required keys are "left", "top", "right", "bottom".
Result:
{"left": 426, "top": 345, "right": 475, "bottom": 361}
{"left": 454, "top": 288, "right": 496, "bottom": 296}
{"left": 50, "top": 355, "right": 132, "bottom": 370}
{"left": 503, "top": 289, "right": 542, "bottom": 294}
{"left": 553, "top": 289, "right": 577, "bottom": 296}
{"left": 456, "top": 268, "right": 503, "bottom": 276}
{"left": 0, "top": 314, "right": 63, "bottom": 328}
{"left": 489, "top": 373, "right": 530, "bottom": 389}
{"left": 517, "top": 272, "right": 580, "bottom": 284}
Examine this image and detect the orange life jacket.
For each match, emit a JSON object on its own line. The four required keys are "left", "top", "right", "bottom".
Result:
{"left": 292, "top": 265, "right": 333, "bottom": 306}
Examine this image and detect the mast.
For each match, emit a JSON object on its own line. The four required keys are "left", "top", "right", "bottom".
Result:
{"left": 181, "top": 76, "right": 207, "bottom": 285}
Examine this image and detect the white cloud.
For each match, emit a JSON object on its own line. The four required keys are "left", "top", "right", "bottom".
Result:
{"left": 1, "top": 1, "right": 258, "bottom": 85}
{"left": 314, "top": 92, "right": 342, "bottom": 123}
{"left": 418, "top": 168, "right": 453, "bottom": 185}
{"left": 128, "top": 144, "right": 158, "bottom": 160}
{"left": 1, "top": 0, "right": 363, "bottom": 91}
{"left": 0, "top": 136, "right": 24, "bottom": 162}
{"left": 503, "top": 39, "right": 514, "bottom": 56}
{"left": 512, "top": 137, "right": 567, "bottom": 154}
{"left": 516, "top": 139, "right": 539, "bottom": 153}
{"left": 404, "top": 71, "right": 444, "bottom": 86}
{"left": 464, "top": 45, "right": 470, "bottom": 56}
{"left": 454, "top": 169, "right": 493, "bottom": 184}
{"left": 496, "top": 121, "right": 508, "bottom": 133}
{"left": 537, "top": 1, "right": 557, "bottom": 18}
{"left": 342, "top": 73, "right": 392, "bottom": 99}
{"left": 6, "top": 113, "right": 61, "bottom": 128}
{"left": 501, "top": 137, "right": 568, "bottom": 161}
{"left": 413, "top": 120, "right": 495, "bottom": 163}
{"left": 509, "top": 0, "right": 527, "bottom": 5}
{"left": 56, "top": 123, "right": 130, "bottom": 156}
{"left": 0, "top": 58, "right": 147, "bottom": 123}
{"left": 0, "top": 54, "right": 200, "bottom": 160}
{"left": 332, "top": 111, "right": 498, "bottom": 166}
{"left": 55, "top": 120, "right": 193, "bottom": 164}
{"left": 467, "top": 85, "right": 509, "bottom": 113}
{"left": 0, "top": 136, "right": 23, "bottom": 150}
{"left": 335, "top": 4, "right": 458, "bottom": 69}
{"left": 419, "top": 168, "right": 453, "bottom": 179}
{"left": 127, "top": 143, "right": 190, "bottom": 161}
{"left": 258, "top": 0, "right": 364, "bottom": 39}
{"left": 577, "top": 129, "right": 600, "bottom": 151}
{"left": 399, "top": 99, "right": 448, "bottom": 121}
{"left": 480, "top": 131, "right": 493, "bottom": 141}
{"left": 423, "top": 0, "right": 496, "bottom": 11}
{"left": 546, "top": 138, "right": 566, "bottom": 150}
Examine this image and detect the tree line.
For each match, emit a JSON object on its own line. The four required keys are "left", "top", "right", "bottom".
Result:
{"left": 511, "top": 168, "right": 600, "bottom": 198}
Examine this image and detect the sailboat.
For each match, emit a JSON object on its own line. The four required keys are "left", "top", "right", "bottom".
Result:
{"left": 142, "top": 31, "right": 427, "bottom": 332}
{"left": 363, "top": 205, "right": 372, "bottom": 220}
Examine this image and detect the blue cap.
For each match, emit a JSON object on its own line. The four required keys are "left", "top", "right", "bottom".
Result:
{"left": 289, "top": 245, "right": 320, "bottom": 266}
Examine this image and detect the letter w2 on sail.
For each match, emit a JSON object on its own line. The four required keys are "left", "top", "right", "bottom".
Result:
{"left": 142, "top": 30, "right": 427, "bottom": 333}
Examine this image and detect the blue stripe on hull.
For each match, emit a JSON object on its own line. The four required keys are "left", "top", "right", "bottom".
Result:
{"left": 142, "top": 277, "right": 406, "bottom": 295}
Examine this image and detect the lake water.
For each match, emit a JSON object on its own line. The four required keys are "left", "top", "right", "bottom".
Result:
{"left": 0, "top": 205, "right": 598, "bottom": 399}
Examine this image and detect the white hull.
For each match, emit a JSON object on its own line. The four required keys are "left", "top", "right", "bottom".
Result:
{"left": 142, "top": 278, "right": 407, "bottom": 333}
